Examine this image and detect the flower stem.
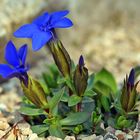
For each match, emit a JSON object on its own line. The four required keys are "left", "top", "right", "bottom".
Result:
{"left": 76, "top": 102, "right": 82, "bottom": 112}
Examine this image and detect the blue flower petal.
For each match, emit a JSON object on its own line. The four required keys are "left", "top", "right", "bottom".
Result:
{"left": 18, "top": 44, "right": 28, "bottom": 65}
{"left": 52, "top": 18, "right": 73, "bottom": 28}
{"left": 50, "top": 10, "right": 69, "bottom": 23}
{"left": 33, "top": 12, "right": 50, "bottom": 26}
{"left": 14, "top": 24, "right": 38, "bottom": 38}
{"left": 0, "top": 64, "right": 13, "bottom": 78}
{"left": 32, "top": 31, "right": 52, "bottom": 51}
{"left": 5, "top": 41, "right": 20, "bottom": 67}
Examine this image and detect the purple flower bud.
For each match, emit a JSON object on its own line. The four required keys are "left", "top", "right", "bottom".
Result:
{"left": 128, "top": 68, "right": 135, "bottom": 86}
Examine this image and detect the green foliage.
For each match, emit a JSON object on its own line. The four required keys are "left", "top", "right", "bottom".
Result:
{"left": 60, "top": 112, "right": 90, "bottom": 126}
{"left": 68, "top": 95, "right": 82, "bottom": 107}
{"left": 19, "top": 40, "right": 140, "bottom": 138}
{"left": 31, "top": 124, "right": 49, "bottom": 136}
{"left": 94, "top": 68, "right": 117, "bottom": 94}
{"left": 19, "top": 104, "right": 46, "bottom": 116}
{"left": 116, "top": 116, "right": 133, "bottom": 129}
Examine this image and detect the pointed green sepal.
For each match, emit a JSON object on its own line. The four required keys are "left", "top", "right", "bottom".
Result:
{"left": 21, "top": 76, "right": 48, "bottom": 108}
{"left": 49, "top": 39, "right": 71, "bottom": 77}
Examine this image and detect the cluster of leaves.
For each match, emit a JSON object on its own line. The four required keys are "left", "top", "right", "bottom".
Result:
{"left": 20, "top": 62, "right": 140, "bottom": 138}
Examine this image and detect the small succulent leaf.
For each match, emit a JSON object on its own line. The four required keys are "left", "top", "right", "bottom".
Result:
{"left": 61, "top": 91, "right": 69, "bottom": 102}
{"left": 49, "top": 64, "right": 59, "bottom": 76}
{"left": 73, "top": 125, "right": 83, "bottom": 134}
{"left": 19, "top": 105, "right": 46, "bottom": 116}
{"left": 95, "top": 115, "right": 102, "bottom": 125}
{"left": 42, "top": 73, "right": 55, "bottom": 87}
{"left": 60, "top": 112, "right": 90, "bottom": 126}
{"left": 51, "top": 104, "right": 58, "bottom": 116}
{"left": 84, "top": 90, "right": 97, "bottom": 97}
{"left": 134, "top": 66, "right": 140, "bottom": 78}
{"left": 94, "top": 82, "right": 111, "bottom": 98}
{"left": 116, "top": 116, "right": 132, "bottom": 128}
{"left": 40, "top": 80, "right": 50, "bottom": 95}
{"left": 117, "top": 116, "right": 126, "bottom": 124}
{"left": 100, "top": 95, "right": 110, "bottom": 112}
{"left": 66, "top": 77, "right": 75, "bottom": 91}
{"left": 57, "top": 77, "right": 66, "bottom": 84}
{"left": 87, "top": 73, "right": 94, "bottom": 90}
{"left": 68, "top": 95, "right": 82, "bottom": 107}
{"left": 48, "top": 124, "right": 65, "bottom": 138}
{"left": 31, "top": 124, "right": 49, "bottom": 135}
{"left": 94, "top": 68, "right": 117, "bottom": 93}
{"left": 43, "top": 117, "right": 56, "bottom": 125}
{"left": 49, "top": 88, "right": 64, "bottom": 112}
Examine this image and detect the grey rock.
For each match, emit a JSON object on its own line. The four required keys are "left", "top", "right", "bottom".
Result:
{"left": 64, "top": 136, "right": 76, "bottom": 140}
{"left": 80, "top": 134, "right": 96, "bottom": 140}
{"left": 104, "top": 132, "right": 118, "bottom": 140}
{"left": 95, "top": 136, "right": 104, "bottom": 140}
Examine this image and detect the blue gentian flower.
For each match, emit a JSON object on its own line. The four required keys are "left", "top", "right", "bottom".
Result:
{"left": 0, "top": 41, "right": 29, "bottom": 86}
{"left": 14, "top": 10, "right": 73, "bottom": 51}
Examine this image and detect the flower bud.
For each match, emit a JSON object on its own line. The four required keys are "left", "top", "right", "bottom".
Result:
{"left": 73, "top": 55, "right": 88, "bottom": 96}
{"left": 21, "top": 76, "right": 48, "bottom": 108}
{"left": 48, "top": 39, "right": 71, "bottom": 77}
{"left": 121, "top": 69, "right": 138, "bottom": 112}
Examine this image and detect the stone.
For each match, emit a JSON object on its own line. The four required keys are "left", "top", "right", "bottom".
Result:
{"left": 115, "top": 130, "right": 126, "bottom": 140}
{"left": 104, "top": 132, "right": 118, "bottom": 140}
{"left": 95, "top": 135, "right": 103, "bottom": 140}
{"left": 28, "top": 133, "right": 39, "bottom": 140}
{"left": 106, "top": 126, "right": 116, "bottom": 133}
{"left": 134, "top": 121, "right": 140, "bottom": 132}
{"left": 133, "top": 133, "right": 140, "bottom": 140}
{"left": 18, "top": 122, "right": 32, "bottom": 136}
{"left": 64, "top": 136, "right": 76, "bottom": 140}
{"left": 0, "top": 130, "right": 5, "bottom": 137}
{"left": 80, "top": 134, "right": 96, "bottom": 140}
{"left": 126, "top": 134, "right": 133, "bottom": 140}
{"left": 46, "top": 136, "right": 62, "bottom": 140}
{"left": 0, "top": 103, "right": 7, "bottom": 111}
{"left": 0, "top": 119, "right": 9, "bottom": 130}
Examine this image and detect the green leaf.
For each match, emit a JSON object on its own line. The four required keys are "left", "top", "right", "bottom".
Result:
{"left": 134, "top": 66, "right": 140, "bottom": 78}
{"left": 87, "top": 73, "right": 94, "bottom": 90}
{"left": 60, "top": 112, "right": 90, "bottom": 126}
{"left": 61, "top": 91, "right": 69, "bottom": 102}
{"left": 49, "top": 124, "right": 65, "bottom": 138}
{"left": 19, "top": 105, "right": 46, "bottom": 116}
{"left": 84, "top": 90, "right": 96, "bottom": 97}
{"left": 100, "top": 95, "right": 110, "bottom": 112}
{"left": 68, "top": 95, "right": 82, "bottom": 107}
{"left": 57, "top": 77, "right": 66, "bottom": 84}
{"left": 94, "top": 68, "right": 117, "bottom": 93}
{"left": 42, "top": 73, "right": 57, "bottom": 88}
{"left": 94, "top": 82, "right": 111, "bottom": 98}
{"left": 31, "top": 124, "right": 48, "bottom": 135}
{"left": 49, "top": 88, "right": 64, "bottom": 112}
{"left": 116, "top": 116, "right": 132, "bottom": 128}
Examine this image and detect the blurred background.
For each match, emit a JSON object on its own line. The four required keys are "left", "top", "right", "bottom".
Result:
{"left": 0, "top": 0, "right": 140, "bottom": 82}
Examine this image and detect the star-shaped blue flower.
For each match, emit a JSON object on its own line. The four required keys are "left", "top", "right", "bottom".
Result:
{"left": 14, "top": 10, "right": 73, "bottom": 51}
{"left": 0, "top": 41, "right": 29, "bottom": 86}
